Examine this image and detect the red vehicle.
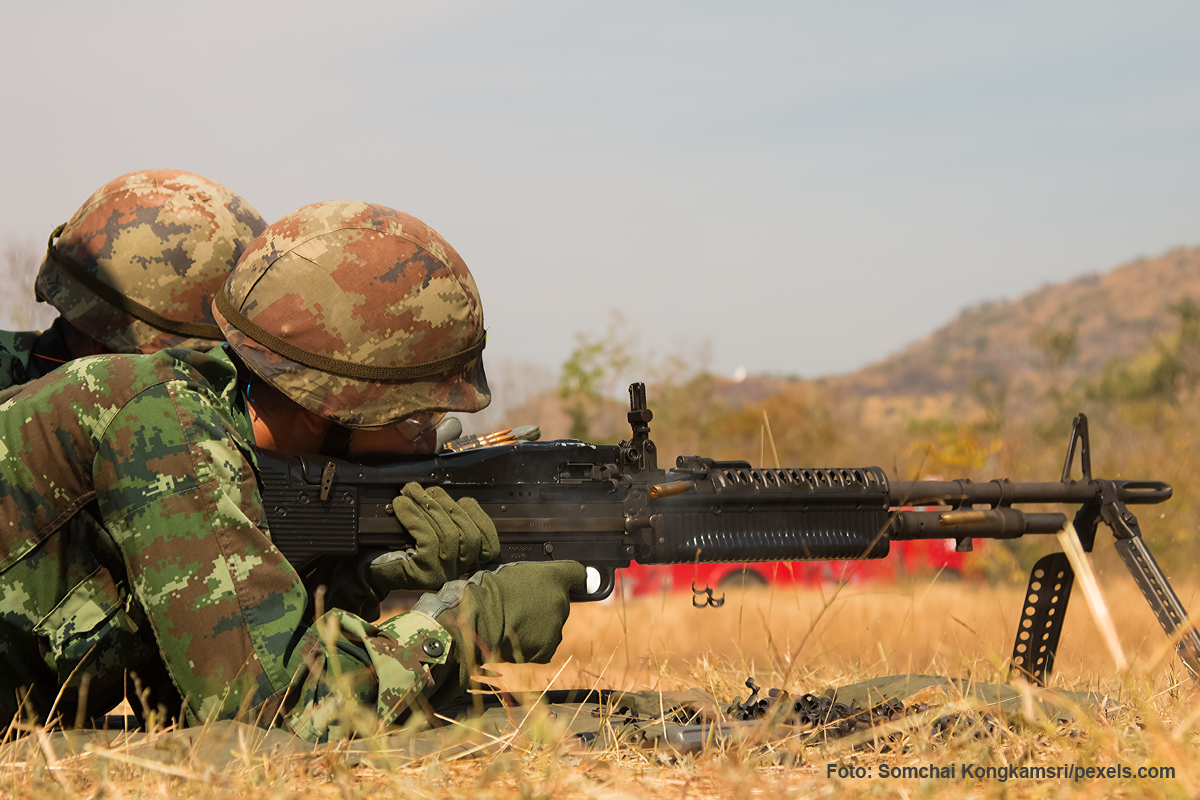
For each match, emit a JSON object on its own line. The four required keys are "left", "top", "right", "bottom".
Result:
{"left": 615, "top": 523, "right": 975, "bottom": 597}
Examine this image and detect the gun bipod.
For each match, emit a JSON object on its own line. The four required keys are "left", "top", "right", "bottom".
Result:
{"left": 1010, "top": 414, "right": 1200, "bottom": 685}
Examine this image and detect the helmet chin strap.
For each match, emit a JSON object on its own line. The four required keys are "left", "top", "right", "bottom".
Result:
{"left": 319, "top": 422, "right": 354, "bottom": 458}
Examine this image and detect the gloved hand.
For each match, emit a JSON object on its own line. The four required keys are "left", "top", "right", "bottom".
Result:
{"left": 367, "top": 483, "right": 500, "bottom": 592}
{"left": 413, "top": 561, "right": 587, "bottom": 700}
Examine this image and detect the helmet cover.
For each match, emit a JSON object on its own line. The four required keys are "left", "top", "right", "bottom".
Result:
{"left": 36, "top": 169, "right": 267, "bottom": 353}
{"left": 214, "top": 201, "right": 490, "bottom": 428}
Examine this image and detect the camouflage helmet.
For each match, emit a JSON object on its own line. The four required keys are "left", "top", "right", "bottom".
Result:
{"left": 213, "top": 201, "right": 490, "bottom": 428}
{"left": 36, "top": 169, "right": 267, "bottom": 354}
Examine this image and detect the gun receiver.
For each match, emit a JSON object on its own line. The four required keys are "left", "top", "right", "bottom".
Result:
{"left": 258, "top": 382, "right": 1199, "bottom": 685}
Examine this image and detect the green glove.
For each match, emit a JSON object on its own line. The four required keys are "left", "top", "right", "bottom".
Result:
{"left": 413, "top": 561, "right": 587, "bottom": 702}
{"left": 367, "top": 483, "right": 501, "bottom": 592}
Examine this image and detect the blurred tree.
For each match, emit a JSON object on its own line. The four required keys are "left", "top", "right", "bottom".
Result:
{"left": 1089, "top": 297, "right": 1200, "bottom": 405}
{"left": 1147, "top": 298, "right": 1200, "bottom": 400}
{"left": 703, "top": 384, "right": 839, "bottom": 467}
{"left": 1032, "top": 325, "right": 1078, "bottom": 373}
{"left": 905, "top": 423, "right": 1002, "bottom": 476}
{"left": 558, "top": 311, "right": 636, "bottom": 441}
{"left": 971, "top": 375, "right": 1007, "bottom": 435}
{"left": 2, "top": 238, "right": 55, "bottom": 331}
{"left": 1031, "top": 323, "right": 1084, "bottom": 441}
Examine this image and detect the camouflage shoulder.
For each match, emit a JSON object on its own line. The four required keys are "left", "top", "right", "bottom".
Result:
{"left": 0, "top": 329, "right": 41, "bottom": 394}
{"left": 1, "top": 348, "right": 241, "bottom": 436}
{"left": 64, "top": 348, "right": 233, "bottom": 392}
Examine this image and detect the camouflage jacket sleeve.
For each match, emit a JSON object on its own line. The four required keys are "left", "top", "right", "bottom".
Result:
{"left": 94, "top": 369, "right": 455, "bottom": 740}
{"left": 2, "top": 349, "right": 455, "bottom": 741}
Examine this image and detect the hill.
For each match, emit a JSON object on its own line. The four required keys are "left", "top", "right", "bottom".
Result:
{"left": 822, "top": 247, "right": 1200, "bottom": 409}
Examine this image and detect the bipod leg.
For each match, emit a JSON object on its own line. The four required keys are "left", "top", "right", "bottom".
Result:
{"left": 1099, "top": 497, "right": 1200, "bottom": 679}
{"left": 1010, "top": 552, "right": 1074, "bottom": 686}
{"left": 1113, "top": 535, "right": 1200, "bottom": 677}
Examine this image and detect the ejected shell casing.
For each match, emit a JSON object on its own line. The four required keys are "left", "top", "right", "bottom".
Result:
{"left": 939, "top": 510, "right": 990, "bottom": 526}
{"left": 649, "top": 480, "right": 696, "bottom": 499}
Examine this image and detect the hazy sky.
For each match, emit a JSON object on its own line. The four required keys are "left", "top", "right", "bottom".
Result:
{"left": 2, "top": 1, "right": 1197, "bottom": 381}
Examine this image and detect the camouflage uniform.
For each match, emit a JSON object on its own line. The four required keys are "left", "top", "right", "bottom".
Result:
{"left": 0, "top": 347, "right": 453, "bottom": 741}
{"left": 0, "top": 201, "right": 498, "bottom": 741}
{"left": 0, "top": 169, "right": 266, "bottom": 396}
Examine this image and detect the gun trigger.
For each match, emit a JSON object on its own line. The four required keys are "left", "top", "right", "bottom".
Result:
{"left": 320, "top": 462, "right": 337, "bottom": 502}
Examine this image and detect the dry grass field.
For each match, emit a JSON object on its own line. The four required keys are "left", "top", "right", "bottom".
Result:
{"left": 4, "top": 571, "right": 1199, "bottom": 799}
{"left": 504, "top": 571, "right": 1199, "bottom": 696}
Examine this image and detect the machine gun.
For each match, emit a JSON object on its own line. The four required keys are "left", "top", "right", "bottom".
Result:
{"left": 258, "top": 383, "right": 1200, "bottom": 685}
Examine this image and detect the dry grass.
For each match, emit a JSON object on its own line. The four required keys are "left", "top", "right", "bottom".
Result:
{"left": 4, "top": 574, "right": 1199, "bottom": 799}
{"left": 503, "top": 572, "right": 1198, "bottom": 696}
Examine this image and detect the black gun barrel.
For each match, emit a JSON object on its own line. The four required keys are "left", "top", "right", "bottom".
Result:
{"left": 889, "top": 479, "right": 1172, "bottom": 507}
{"left": 890, "top": 509, "right": 1068, "bottom": 540}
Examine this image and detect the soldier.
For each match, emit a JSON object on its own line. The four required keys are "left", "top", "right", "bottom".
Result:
{"left": 0, "top": 169, "right": 267, "bottom": 399}
{"left": 0, "top": 200, "right": 584, "bottom": 741}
